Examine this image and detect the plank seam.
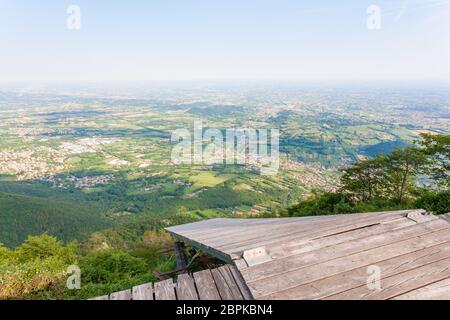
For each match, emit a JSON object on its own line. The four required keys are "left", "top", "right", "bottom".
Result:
{"left": 323, "top": 256, "right": 450, "bottom": 300}
{"left": 258, "top": 239, "right": 450, "bottom": 300}
{"left": 252, "top": 228, "right": 450, "bottom": 299}
{"left": 244, "top": 221, "right": 450, "bottom": 284}
{"left": 388, "top": 276, "right": 450, "bottom": 300}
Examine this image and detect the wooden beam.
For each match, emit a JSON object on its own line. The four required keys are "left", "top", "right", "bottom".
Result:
{"left": 174, "top": 241, "right": 188, "bottom": 273}
{"left": 168, "top": 232, "right": 235, "bottom": 264}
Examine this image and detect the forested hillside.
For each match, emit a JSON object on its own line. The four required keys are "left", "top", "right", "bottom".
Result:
{"left": 0, "top": 192, "right": 112, "bottom": 248}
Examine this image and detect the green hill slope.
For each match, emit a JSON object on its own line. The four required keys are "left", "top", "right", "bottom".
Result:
{"left": 0, "top": 192, "right": 112, "bottom": 248}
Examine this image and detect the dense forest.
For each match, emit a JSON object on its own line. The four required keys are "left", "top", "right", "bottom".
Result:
{"left": 0, "top": 192, "right": 112, "bottom": 248}
{"left": 0, "top": 172, "right": 265, "bottom": 248}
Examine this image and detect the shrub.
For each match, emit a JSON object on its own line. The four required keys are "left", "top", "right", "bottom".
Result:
{"left": 415, "top": 190, "right": 450, "bottom": 215}
{"left": 79, "top": 250, "right": 149, "bottom": 284}
{"left": 0, "top": 235, "right": 77, "bottom": 300}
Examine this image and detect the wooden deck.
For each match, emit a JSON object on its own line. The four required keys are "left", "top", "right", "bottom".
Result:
{"left": 90, "top": 265, "right": 253, "bottom": 300}
{"left": 166, "top": 210, "right": 450, "bottom": 300}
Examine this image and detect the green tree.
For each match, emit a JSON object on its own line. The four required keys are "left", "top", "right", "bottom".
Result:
{"left": 384, "top": 147, "right": 428, "bottom": 203}
{"left": 419, "top": 134, "right": 450, "bottom": 188}
{"left": 0, "top": 243, "right": 11, "bottom": 260}
{"left": 288, "top": 192, "right": 353, "bottom": 216}
{"left": 340, "top": 157, "right": 386, "bottom": 202}
{"left": 14, "top": 234, "right": 77, "bottom": 264}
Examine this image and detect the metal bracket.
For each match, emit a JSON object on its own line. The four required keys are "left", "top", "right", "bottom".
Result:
{"left": 243, "top": 247, "right": 272, "bottom": 266}
{"left": 407, "top": 209, "right": 436, "bottom": 223}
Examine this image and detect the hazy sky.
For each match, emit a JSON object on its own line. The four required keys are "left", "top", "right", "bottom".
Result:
{"left": 1, "top": 0, "right": 450, "bottom": 82}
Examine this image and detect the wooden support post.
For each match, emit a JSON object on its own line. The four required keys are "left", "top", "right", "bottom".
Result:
{"left": 174, "top": 241, "right": 188, "bottom": 273}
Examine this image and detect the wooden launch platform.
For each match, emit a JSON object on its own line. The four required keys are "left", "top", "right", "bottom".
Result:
{"left": 165, "top": 210, "right": 450, "bottom": 300}
{"left": 91, "top": 210, "right": 450, "bottom": 300}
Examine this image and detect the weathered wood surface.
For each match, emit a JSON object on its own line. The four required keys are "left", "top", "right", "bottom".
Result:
{"left": 260, "top": 237, "right": 450, "bottom": 300}
{"left": 240, "top": 219, "right": 449, "bottom": 284}
{"left": 229, "top": 265, "right": 254, "bottom": 300}
{"left": 90, "top": 264, "right": 250, "bottom": 300}
{"left": 167, "top": 210, "right": 418, "bottom": 257}
{"left": 110, "top": 289, "right": 132, "bottom": 300}
{"left": 393, "top": 277, "right": 450, "bottom": 300}
{"left": 193, "top": 269, "right": 222, "bottom": 300}
{"left": 154, "top": 278, "right": 177, "bottom": 300}
{"left": 166, "top": 210, "right": 450, "bottom": 300}
{"left": 215, "top": 212, "right": 412, "bottom": 254}
{"left": 211, "top": 266, "right": 244, "bottom": 300}
{"left": 326, "top": 257, "right": 450, "bottom": 300}
{"left": 132, "top": 283, "right": 153, "bottom": 300}
{"left": 441, "top": 213, "right": 450, "bottom": 223}
{"left": 176, "top": 273, "right": 199, "bottom": 300}
{"left": 89, "top": 295, "right": 109, "bottom": 300}
{"left": 248, "top": 227, "right": 450, "bottom": 299}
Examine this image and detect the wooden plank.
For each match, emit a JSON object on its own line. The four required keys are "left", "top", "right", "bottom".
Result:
{"left": 326, "top": 257, "right": 450, "bottom": 300}
{"left": 268, "top": 217, "right": 416, "bottom": 260}
{"left": 407, "top": 211, "right": 438, "bottom": 223}
{"left": 193, "top": 269, "right": 221, "bottom": 300}
{"left": 167, "top": 211, "right": 415, "bottom": 263}
{"left": 203, "top": 211, "right": 410, "bottom": 247}
{"left": 211, "top": 266, "right": 244, "bottom": 300}
{"left": 89, "top": 295, "right": 109, "bottom": 300}
{"left": 260, "top": 239, "right": 450, "bottom": 300}
{"left": 239, "top": 219, "right": 449, "bottom": 284}
{"left": 185, "top": 214, "right": 368, "bottom": 245}
{"left": 132, "top": 283, "right": 153, "bottom": 300}
{"left": 229, "top": 265, "right": 254, "bottom": 300}
{"left": 218, "top": 211, "right": 409, "bottom": 247}
{"left": 154, "top": 278, "right": 177, "bottom": 300}
{"left": 393, "top": 277, "right": 450, "bottom": 300}
{"left": 213, "top": 211, "right": 410, "bottom": 255}
{"left": 234, "top": 259, "right": 248, "bottom": 269}
{"left": 169, "top": 216, "right": 308, "bottom": 234}
{"left": 249, "top": 226, "right": 450, "bottom": 299}
{"left": 110, "top": 289, "right": 132, "bottom": 300}
{"left": 201, "top": 215, "right": 372, "bottom": 246}
{"left": 166, "top": 211, "right": 416, "bottom": 244}
{"left": 167, "top": 218, "right": 279, "bottom": 238}
{"left": 176, "top": 273, "right": 199, "bottom": 300}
